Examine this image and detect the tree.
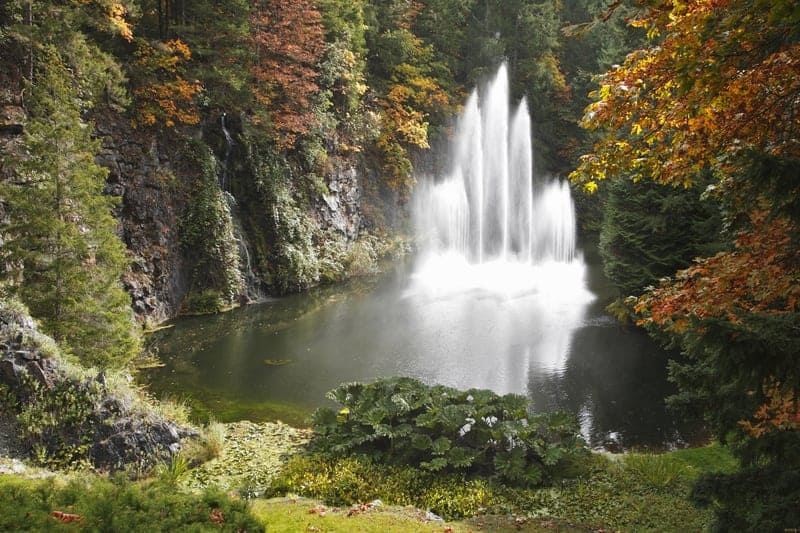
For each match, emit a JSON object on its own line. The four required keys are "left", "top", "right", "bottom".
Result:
{"left": 571, "top": 0, "right": 800, "bottom": 201}
{"left": 1, "top": 49, "right": 139, "bottom": 368}
{"left": 250, "top": 0, "right": 326, "bottom": 151}
{"left": 571, "top": 1, "right": 800, "bottom": 527}
{"left": 599, "top": 175, "right": 721, "bottom": 298}
{"left": 363, "top": 0, "right": 451, "bottom": 197}
{"left": 129, "top": 37, "right": 203, "bottom": 128}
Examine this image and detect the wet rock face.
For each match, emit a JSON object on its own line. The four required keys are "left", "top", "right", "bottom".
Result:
{"left": 318, "top": 158, "right": 362, "bottom": 241}
{"left": 0, "top": 301, "right": 195, "bottom": 472}
{"left": 94, "top": 117, "right": 189, "bottom": 325}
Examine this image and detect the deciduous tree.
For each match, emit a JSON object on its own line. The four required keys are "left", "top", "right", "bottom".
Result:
{"left": 571, "top": 1, "right": 800, "bottom": 527}
{"left": 250, "top": 0, "right": 326, "bottom": 151}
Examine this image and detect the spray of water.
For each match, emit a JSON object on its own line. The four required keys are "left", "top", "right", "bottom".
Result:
{"left": 412, "top": 64, "right": 585, "bottom": 296}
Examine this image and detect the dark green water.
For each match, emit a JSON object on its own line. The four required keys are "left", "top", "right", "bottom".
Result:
{"left": 143, "top": 242, "right": 703, "bottom": 451}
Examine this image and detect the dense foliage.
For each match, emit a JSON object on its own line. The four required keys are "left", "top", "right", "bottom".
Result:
{"left": 310, "top": 378, "right": 584, "bottom": 486}
{"left": 599, "top": 175, "right": 722, "bottom": 298}
{"left": 269, "top": 444, "right": 734, "bottom": 528}
{"left": 0, "top": 50, "right": 139, "bottom": 368}
{"left": 572, "top": 0, "right": 800, "bottom": 528}
{"left": 0, "top": 475, "right": 262, "bottom": 532}
{"left": 0, "top": 0, "right": 639, "bottom": 359}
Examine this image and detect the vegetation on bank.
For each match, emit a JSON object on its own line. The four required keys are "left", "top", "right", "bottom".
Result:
{"left": 0, "top": 425, "right": 738, "bottom": 532}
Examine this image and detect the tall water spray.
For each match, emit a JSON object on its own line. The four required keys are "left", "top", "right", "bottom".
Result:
{"left": 414, "top": 64, "right": 577, "bottom": 268}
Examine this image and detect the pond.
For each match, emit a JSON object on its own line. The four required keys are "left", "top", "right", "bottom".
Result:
{"left": 142, "top": 237, "right": 704, "bottom": 452}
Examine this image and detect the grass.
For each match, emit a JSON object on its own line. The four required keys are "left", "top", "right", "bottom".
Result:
{"left": 251, "top": 498, "right": 474, "bottom": 532}
{"left": 251, "top": 498, "right": 592, "bottom": 532}
{"left": 660, "top": 441, "right": 739, "bottom": 476}
{"left": 0, "top": 423, "right": 739, "bottom": 533}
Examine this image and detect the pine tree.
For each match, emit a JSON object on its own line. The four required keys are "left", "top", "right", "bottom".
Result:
{"left": 1, "top": 48, "right": 139, "bottom": 368}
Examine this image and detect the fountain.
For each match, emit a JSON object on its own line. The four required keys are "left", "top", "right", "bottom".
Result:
{"left": 412, "top": 64, "right": 583, "bottom": 296}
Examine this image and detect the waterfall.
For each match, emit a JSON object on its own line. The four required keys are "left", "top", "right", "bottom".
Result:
{"left": 217, "top": 112, "right": 263, "bottom": 302}
{"left": 222, "top": 192, "right": 262, "bottom": 303}
{"left": 413, "top": 64, "right": 580, "bottom": 268}
{"left": 220, "top": 113, "right": 234, "bottom": 191}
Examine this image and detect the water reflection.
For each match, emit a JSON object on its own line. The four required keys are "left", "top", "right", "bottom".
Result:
{"left": 144, "top": 245, "right": 704, "bottom": 450}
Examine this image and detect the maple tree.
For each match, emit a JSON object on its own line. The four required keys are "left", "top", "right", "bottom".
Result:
{"left": 571, "top": 0, "right": 800, "bottom": 197}
{"left": 130, "top": 38, "right": 202, "bottom": 128}
{"left": 250, "top": 0, "right": 326, "bottom": 151}
{"left": 572, "top": 2, "right": 800, "bottom": 525}
{"left": 572, "top": 0, "right": 800, "bottom": 436}
{"left": 636, "top": 212, "right": 800, "bottom": 436}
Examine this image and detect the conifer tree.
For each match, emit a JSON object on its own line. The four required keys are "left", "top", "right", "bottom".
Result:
{"left": 599, "top": 176, "right": 722, "bottom": 297}
{"left": 1, "top": 48, "right": 139, "bottom": 368}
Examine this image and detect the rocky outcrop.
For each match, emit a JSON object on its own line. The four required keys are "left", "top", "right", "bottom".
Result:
{"left": 317, "top": 156, "right": 362, "bottom": 241}
{"left": 94, "top": 116, "right": 190, "bottom": 325}
{"left": 0, "top": 300, "right": 195, "bottom": 472}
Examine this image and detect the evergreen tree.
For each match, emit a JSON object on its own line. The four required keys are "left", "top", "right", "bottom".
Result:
{"left": 599, "top": 176, "right": 722, "bottom": 297}
{"left": 1, "top": 48, "right": 139, "bottom": 368}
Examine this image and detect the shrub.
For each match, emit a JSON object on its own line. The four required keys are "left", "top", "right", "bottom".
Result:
{"left": 309, "top": 377, "right": 585, "bottom": 486}
{"left": 691, "top": 464, "right": 800, "bottom": 532}
{"left": 622, "top": 453, "right": 690, "bottom": 491}
{"left": 0, "top": 474, "right": 263, "bottom": 532}
{"left": 16, "top": 376, "right": 102, "bottom": 470}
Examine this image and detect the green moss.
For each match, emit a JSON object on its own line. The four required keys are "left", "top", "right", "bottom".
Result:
{"left": 180, "top": 290, "right": 225, "bottom": 316}
{"left": 178, "top": 141, "right": 243, "bottom": 304}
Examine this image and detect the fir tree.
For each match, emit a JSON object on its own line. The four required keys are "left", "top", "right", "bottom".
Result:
{"left": 1, "top": 48, "right": 139, "bottom": 368}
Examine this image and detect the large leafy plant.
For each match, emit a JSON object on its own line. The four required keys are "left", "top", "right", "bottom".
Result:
{"left": 310, "top": 377, "right": 584, "bottom": 486}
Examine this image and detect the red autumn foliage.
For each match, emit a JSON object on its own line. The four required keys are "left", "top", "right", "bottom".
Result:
{"left": 250, "top": 0, "right": 325, "bottom": 150}
{"left": 636, "top": 211, "right": 800, "bottom": 435}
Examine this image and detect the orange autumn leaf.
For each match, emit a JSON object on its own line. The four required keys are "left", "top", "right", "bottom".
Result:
{"left": 571, "top": 0, "right": 800, "bottom": 190}
{"left": 250, "top": 0, "right": 325, "bottom": 151}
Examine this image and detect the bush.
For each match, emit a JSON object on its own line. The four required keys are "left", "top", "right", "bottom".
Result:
{"left": 622, "top": 453, "right": 691, "bottom": 491}
{"left": 16, "top": 376, "right": 102, "bottom": 470}
{"left": 181, "top": 290, "right": 224, "bottom": 315}
{"left": 691, "top": 464, "right": 800, "bottom": 532}
{"left": 309, "top": 377, "right": 586, "bottom": 486}
{"left": 0, "top": 474, "right": 263, "bottom": 532}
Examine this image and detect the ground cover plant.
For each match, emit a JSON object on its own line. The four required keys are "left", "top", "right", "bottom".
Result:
{"left": 309, "top": 377, "right": 584, "bottom": 486}
{"left": 0, "top": 474, "right": 262, "bottom": 532}
{"left": 267, "top": 443, "right": 735, "bottom": 531}
{"left": 265, "top": 378, "right": 738, "bottom": 531}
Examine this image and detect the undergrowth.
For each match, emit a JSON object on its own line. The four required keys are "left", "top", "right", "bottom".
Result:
{"left": 268, "top": 444, "right": 735, "bottom": 530}
{"left": 0, "top": 474, "right": 262, "bottom": 532}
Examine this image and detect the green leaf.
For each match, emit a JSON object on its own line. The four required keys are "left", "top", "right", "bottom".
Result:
{"left": 432, "top": 437, "right": 451, "bottom": 455}
{"left": 411, "top": 434, "right": 433, "bottom": 451}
